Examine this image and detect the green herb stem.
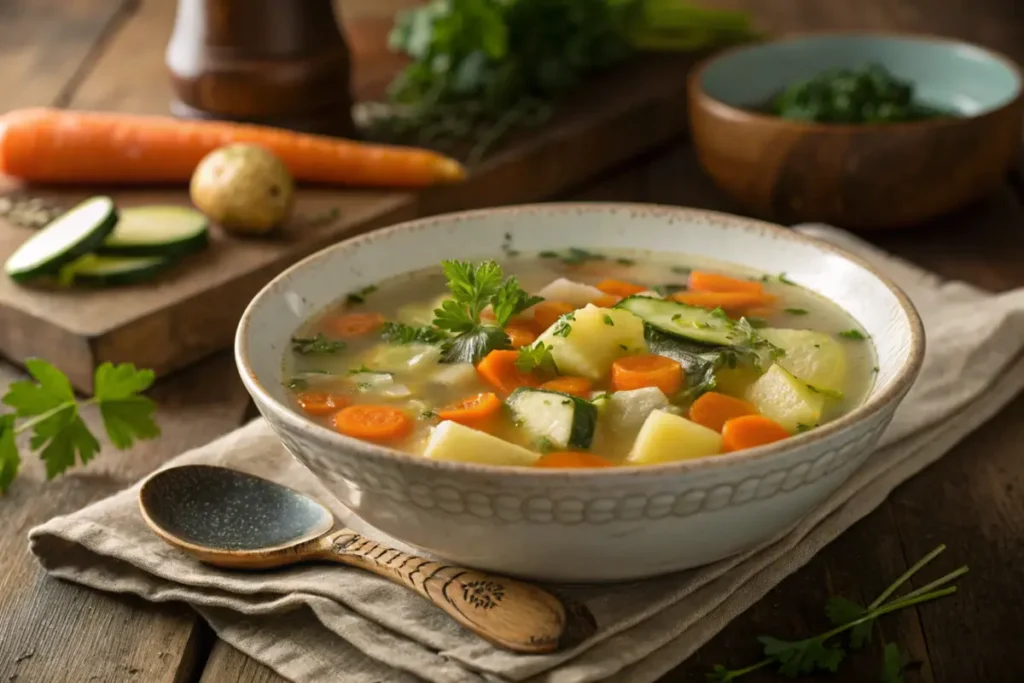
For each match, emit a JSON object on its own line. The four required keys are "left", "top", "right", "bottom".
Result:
{"left": 868, "top": 543, "right": 945, "bottom": 609}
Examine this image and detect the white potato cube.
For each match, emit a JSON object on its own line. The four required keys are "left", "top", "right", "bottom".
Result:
{"left": 534, "top": 278, "right": 606, "bottom": 308}
{"left": 626, "top": 410, "right": 724, "bottom": 465}
{"left": 533, "top": 304, "right": 646, "bottom": 381}
{"left": 423, "top": 421, "right": 540, "bottom": 467}
{"left": 745, "top": 364, "right": 826, "bottom": 433}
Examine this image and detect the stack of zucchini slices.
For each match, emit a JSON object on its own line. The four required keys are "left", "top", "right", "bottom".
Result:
{"left": 4, "top": 196, "right": 209, "bottom": 286}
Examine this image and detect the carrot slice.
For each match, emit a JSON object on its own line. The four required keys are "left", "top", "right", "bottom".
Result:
{"left": 688, "top": 392, "right": 758, "bottom": 432}
{"left": 540, "top": 376, "right": 593, "bottom": 397}
{"left": 535, "top": 451, "right": 614, "bottom": 468}
{"left": 611, "top": 354, "right": 684, "bottom": 395}
{"left": 506, "top": 325, "right": 538, "bottom": 348}
{"left": 721, "top": 415, "right": 790, "bottom": 452}
{"left": 437, "top": 392, "right": 502, "bottom": 427}
{"left": 673, "top": 291, "right": 777, "bottom": 316}
{"left": 532, "top": 301, "right": 575, "bottom": 331}
{"left": 0, "top": 108, "right": 465, "bottom": 188}
{"left": 334, "top": 405, "right": 413, "bottom": 442}
{"left": 688, "top": 271, "right": 764, "bottom": 295}
{"left": 330, "top": 312, "right": 385, "bottom": 338}
{"left": 593, "top": 293, "right": 622, "bottom": 308}
{"left": 744, "top": 306, "right": 775, "bottom": 319}
{"left": 596, "top": 278, "right": 647, "bottom": 297}
{"left": 476, "top": 350, "right": 541, "bottom": 394}
{"left": 295, "top": 391, "right": 349, "bottom": 417}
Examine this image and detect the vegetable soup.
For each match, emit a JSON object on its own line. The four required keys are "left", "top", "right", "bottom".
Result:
{"left": 283, "top": 250, "right": 875, "bottom": 468}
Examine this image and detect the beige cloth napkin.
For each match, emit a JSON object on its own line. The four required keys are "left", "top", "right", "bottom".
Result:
{"left": 28, "top": 225, "right": 1024, "bottom": 683}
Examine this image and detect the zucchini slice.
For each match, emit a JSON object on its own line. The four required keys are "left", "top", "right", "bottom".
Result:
{"left": 616, "top": 295, "right": 743, "bottom": 347}
{"left": 507, "top": 387, "right": 598, "bottom": 450}
{"left": 99, "top": 205, "right": 209, "bottom": 258}
{"left": 4, "top": 196, "right": 118, "bottom": 283}
{"left": 61, "top": 254, "right": 174, "bottom": 286}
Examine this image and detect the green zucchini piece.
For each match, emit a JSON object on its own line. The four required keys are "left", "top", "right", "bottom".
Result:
{"left": 506, "top": 387, "right": 598, "bottom": 450}
{"left": 99, "top": 205, "right": 209, "bottom": 258}
{"left": 61, "top": 254, "right": 175, "bottom": 286}
{"left": 616, "top": 295, "right": 744, "bottom": 346}
{"left": 4, "top": 196, "right": 118, "bottom": 283}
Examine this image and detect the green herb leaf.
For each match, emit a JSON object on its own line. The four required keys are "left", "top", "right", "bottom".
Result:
{"left": 826, "top": 596, "right": 872, "bottom": 649}
{"left": 671, "top": 266, "right": 692, "bottom": 275}
{"left": 777, "top": 273, "right": 796, "bottom": 285}
{"left": 758, "top": 635, "right": 845, "bottom": 676}
{"left": 806, "top": 383, "right": 844, "bottom": 400}
{"left": 491, "top": 277, "right": 543, "bottom": 326}
{"left": 440, "top": 325, "right": 509, "bottom": 364}
{"left": 93, "top": 363, "right": 159, "bottom": 450}
{"left": 381, "top": 322, "right": 447, "bottom": 345}
{"left": 0, "top": 414, "right": 19, "bottom": 495}
{"left": 516, "top": 343, "right": 557, "bottom": 375}
{"left": 616, "top": 257, "right": 635, "bottom": 266}
{"left": 880, "top": 643, "right": 909, "bottom": 683}
{"left": 552, "top": 312, "right": 575, "bottom": 338}
{"left": 603, "top": 314, "right": 615, "bottom": 326}
{"left": 840, "top": 329, "right": 869, "bottom": 341}
{"left": 291, "top": 334, "right": 347, "bottom": 355}
{"left": 785, "top": 307, "right": 809, "bottom": 315}
{"left": 346, "top": 285, "right": 378, "bottom": 305}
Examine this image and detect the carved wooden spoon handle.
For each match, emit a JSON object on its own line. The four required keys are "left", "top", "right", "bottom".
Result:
{"left": 312, "top": 529, "right": 567, "bottom": 653}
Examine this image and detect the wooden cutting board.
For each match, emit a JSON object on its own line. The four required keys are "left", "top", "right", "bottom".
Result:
{"left": 0, "top": 54, "right": 695, "bottom": 393}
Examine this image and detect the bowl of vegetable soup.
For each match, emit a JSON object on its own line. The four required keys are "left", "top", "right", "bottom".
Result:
{"left": 688, "top": 32, "right": 1024, "bottom": 229}
{"left": 236, "top": 203, "right": 923, "bottom": 582}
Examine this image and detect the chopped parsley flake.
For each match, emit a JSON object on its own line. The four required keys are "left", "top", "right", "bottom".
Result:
{"left": 346, "top": 285, "right": 378, "bottom": 305}
{"left": 839, "top": 329, "right": 868, "bottom": 341}
{"left": 603, "top": 314, "right": 615, "bottom": 326}
{"left": 785, "top": 308, "right": 809, "bottom": 315}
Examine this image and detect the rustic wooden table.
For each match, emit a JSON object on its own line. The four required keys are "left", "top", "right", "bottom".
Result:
{"left": 2, "top": 1, "right": 1023, "bottom": 682}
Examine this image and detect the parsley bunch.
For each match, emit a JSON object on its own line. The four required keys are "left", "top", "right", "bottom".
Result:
{"left": 433, "top": 259, "right": 543, "bottom": 364}
{"left": 709, "top": 544, "right": 968, "bottom": 682}
{"left": 0, "top": 359, "right": 160, "bottom": 494}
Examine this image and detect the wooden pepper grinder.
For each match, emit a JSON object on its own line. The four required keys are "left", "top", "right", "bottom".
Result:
{"left": 166, "top": 0, "right": 356, "bottom": 138}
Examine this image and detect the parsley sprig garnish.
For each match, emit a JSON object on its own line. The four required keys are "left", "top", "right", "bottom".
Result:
{"left": 708, "top": 544, "right": 967, "bottom": 682}
{"left": 0, "top": 359, "right": 160, "bottom": 494}
{"left": 291, "top": 333, "right": 347, "bottom": 355}
{"left": 515, "top": 342, "right": 557, "bottom": 376}
{"left": 433, "top": 260, "right": 542, "bottom": 364}
{"left": 380, "top": 322, "right": 447, "bottom": 345}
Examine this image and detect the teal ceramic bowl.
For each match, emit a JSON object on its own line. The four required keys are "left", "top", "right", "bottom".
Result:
{"left": 688, "top": 33, "right": 1024, "bottom": 229}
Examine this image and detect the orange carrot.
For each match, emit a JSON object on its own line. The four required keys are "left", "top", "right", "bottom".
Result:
{"left": 295, "top": 391, "right": 349, "bottom": 417}
{"left": 688, "top": 392, "right": 757, "bottom": 432}
{"left": 476, "top": 350, "right": 541, "bottom": 394}
{"left": 334, "top": 405, "right": 413, "bottom": 442}
{"left": 611, "top": 354, "right": 684, "bottom": 395}
{"left": 673, "top": 291, "right": 777, "bottom": 316}
{"left": 506, "top": 325, "right": 538, "bottom": 348}
{"left": 0, "top": 108, "right": 466, "bottom": 187}
{"left": 540, "top": 376, "right": 593, "bottom": 397}
{"left": 721, "top": 415, "right": 790, "bottom": 452}
{"left": 593, "top": 294, "right": 622, "bottom": 308}
{"left": 532, "top": 301, "right": 575, "bottom": 331}
{"left": 437, "top": 392, "right": 502, "bottom": 427}
{"left": 330, "top": 312, "right": 385, "bottom": 338}
{"left": 596, "top": 278, "right": 647, "bottom": 297}
{"left": 688, "top": 271, "right": 764, "bottom": 295}
{"left": 744, "top": 307, "right": 775, "bottom": 319}
{"left": 535, "top": 451, "right": 614, "bottom": 468}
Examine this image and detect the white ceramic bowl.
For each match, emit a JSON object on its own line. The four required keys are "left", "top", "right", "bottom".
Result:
{"left": 236, "top": 203, "right": 924, "bottom": 582}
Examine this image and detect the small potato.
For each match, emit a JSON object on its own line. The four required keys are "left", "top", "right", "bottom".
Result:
{"left": 190, "top": 144, "right": 294, "bottom": 235}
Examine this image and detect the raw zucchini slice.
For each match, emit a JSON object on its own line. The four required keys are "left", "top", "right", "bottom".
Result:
{"left": 745, "top": 363, "right": 826, "bottom": 433}
{"left": 758, "top": 328, "right": 848, "bottom": 394}
{"left": 616, "top": 295, "right": 744, "bottom": 347}
{"left": 507, "top": 387, "right": 598, "bottom": 450}
{"left": 99, "top": 205, "right": 209, "bottom": 258}
{"left": 61, "top": 254, "right": 174, "bottom": 286}
{"left": 5, "top": 196, "right": 118, "bottom": 283}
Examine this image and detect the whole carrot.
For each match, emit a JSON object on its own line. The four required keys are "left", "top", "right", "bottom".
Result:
{"left": 0, "top": 108, "right": 466, "bottom": 187}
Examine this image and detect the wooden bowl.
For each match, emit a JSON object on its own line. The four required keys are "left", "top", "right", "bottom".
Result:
{"left": 687, "top": 33, "right": 1024, "bottom": 229}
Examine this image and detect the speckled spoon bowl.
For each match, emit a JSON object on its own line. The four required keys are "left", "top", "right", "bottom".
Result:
{"left": 138, "top": 464, "right": 569, "bottom": 653}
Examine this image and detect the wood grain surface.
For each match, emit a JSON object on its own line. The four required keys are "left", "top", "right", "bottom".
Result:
{"left": 1, "top": 0, "right": 1023, "bottom": 682}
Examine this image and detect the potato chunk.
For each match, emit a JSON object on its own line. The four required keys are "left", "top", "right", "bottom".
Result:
{"left": 626, "top": 409, "right": 724, "bottom": 465}
{"left": 533, "top": 304, "right": 646, "bottom": 381}
{"left": 745, "top": 364, "right": 825, "bottom": 433}
{"left": 423, "top": 421, "right": 539, "bottom": 467}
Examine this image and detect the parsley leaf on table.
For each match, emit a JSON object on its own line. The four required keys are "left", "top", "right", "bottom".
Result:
{"left": 880, "top": 643, "right": 910, "bottom": 683}
{"left": 758, "top": 636, "right": 845, "bottom": 676}
{"left": 0, "top": 359, "right": 161, "bottom": 494}
{"left": 826, "top": 596, "right": 872, "bottom": 649}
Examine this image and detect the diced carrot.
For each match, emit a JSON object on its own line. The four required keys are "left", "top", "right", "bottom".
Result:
{"left": 506, "top": 325, "right": 538, "bottom": 348}
{"left": 688, "top": 392, "right": 757, "bottom": 432}
{"left": 611, "top": 354, "right": 684, "bottom": 395}
{"left": 721, "top": 415, "right": 790, "bottom": 452}
{"left": 744, "top": 307, "right": 775, "bottom": 319}
{"left": 540, "top": 376, "right": 593, "bottom": 397}
{"left": 593, "top": 294, "right": 622, "bottom": 308}
{"left": 0, "top": 108, "right": 466, "bottom": 187}
{"left": 295, "top": 391, "right": 349, "bottom": 417}
{"left": 673, "top": 291, "right": 777, "bottom": 316}
{"left": 532, "top": 301, "right": 575, "bottom": 331}
{"left": 437, "top": 392, "right": 502, "bottom": 427}
{"left": 596, "top": 278, "right": 647, "bottom": 297}
{"left": 688, "top": 271, "right": 764, "bottom": 295}
{"left": 334, "top": 405, "right": 413, "bottom": 442}
{"left": 330, "top": 312, "right": 385, "bottom": 338}
{"left": 476, "top": 350, "right": 541, "bottom": 394}
{"left": 535, "top": 451, "right": 614, "bottom": 468}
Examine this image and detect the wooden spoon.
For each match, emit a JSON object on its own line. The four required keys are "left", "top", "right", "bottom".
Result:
{"left": 138, "top": 464, "right": 568, "bottom": 653}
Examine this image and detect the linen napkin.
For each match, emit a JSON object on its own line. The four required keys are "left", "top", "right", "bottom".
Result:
{"left": 28, "top": 225, "right": 1024, "bottom": 683}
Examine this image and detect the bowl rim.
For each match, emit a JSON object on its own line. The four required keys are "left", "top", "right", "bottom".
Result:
{"left": 688, "top": 30, "right": 1024, "bottom": 133}
{"left": 235, "top": 202, "right": 926, "bottom": 480}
